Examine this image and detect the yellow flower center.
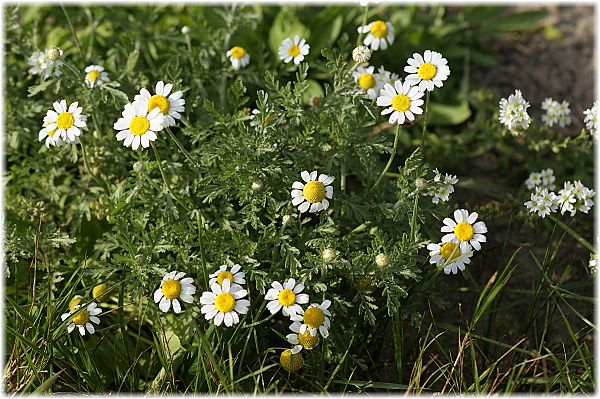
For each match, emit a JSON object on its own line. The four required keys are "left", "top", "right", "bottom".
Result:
{"left": 216, "top": 271, "right": 234, "bottom": 285}
{"left": 391, "top": 94, "right": 411, "bottom": 112}
{"left": 370, "top": 20, "right": 388, "bottom": 38}
{"left": 303, "top": 306, "right": 325, "bottom": 328}
{"left": 277, "top": 289, "right": 296, "bottom": 307}
{"left": 357, "top": 73, "right": 376, "bottom": 90}
{"left": 72, "top": 310, "right": 90, "bottom": 326}
{"left": 87, "top": 70, "right": 101, "bottom": 82}
{"left": 56, "top": 112, "right": 74, "bottom": 129}
{"left": 161, "top": 279, "right": 182, "bottom": 300}
{"left": 68, "top": 296, "right": 82, "bottom": 312}
{"left": 280, "top": 349, "right": 303, "bottom": 372}
{"left": 214, "top": 292, "right": 236, "bottom": 313}
{"left": 92, "top": 284, "right": 110, "bottom": 302}
{"left": 147, "top": 95, "right": 170, "bottom": 114}
{"left": 230, "top": 46, "right": 246, "bottom": 59}
{"left": 417, "top": 63, "right": 437, "bottom": 80}
{"left": 440, "top": 242, "right": 460, "bottom": 261}
{"left": 298, "top": 330, "right": 319, "bottom": 349}
{"left": 302, "top": 181, "right": 326, "bottom": 203}
{"left": 129, "top": 116, "right": 150, "bottom": 136}
{"left": 288, "top": 44, "right": 301, "bottom": 57}
{"left": 454, "top": 222, "right": 474, "bottom": 242}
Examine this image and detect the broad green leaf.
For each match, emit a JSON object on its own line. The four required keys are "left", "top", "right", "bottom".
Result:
{"left": 428, "top": 100, "right": 471, "bottom": 126}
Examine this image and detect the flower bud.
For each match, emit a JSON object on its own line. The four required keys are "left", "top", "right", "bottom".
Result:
{"left": 251, "top": 181, "right": 263, "bottom": 191}
{"left": 181, "top": 26, "right": 191, "bottom": 35}
{"left": 45, "top": 46, "right": 63, "bottom": 61}
{"left": 352, "top": 45, "right": 371, "bottom": 63}
{"left": 375, "top": 253, "right": 388, "bottom": 268}
{"left": 322, "top": 247, "right": 336, "bottom": 263}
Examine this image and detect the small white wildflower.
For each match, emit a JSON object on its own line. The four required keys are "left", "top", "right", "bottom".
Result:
{"left": 352, "top": 45, "right": 371, "bottom": 63}
{"left": 278, "top": 35, "right": 310, "bottom": 65}
{"left": 541, "top": 98, "right": 572, "bottom": 127}
{"left": 524, "top": 188, "right": 557, "bottom": 218}
{"left": 499, "top": 89, "right": 531, "bottom": 134}
{"left": 227, "top": 46, "right": 250, "bottom": 70}
{"left": 357, "top": 20, "right": 394, "bottom": 51}
{"left": 430, "top": 168, "right": 458, "bottom": 204}
{"left": 583, "top": 101, "right": 598, "bottom": 137}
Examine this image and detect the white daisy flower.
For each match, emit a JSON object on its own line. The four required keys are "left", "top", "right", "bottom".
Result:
{"left": 208, "top": 264, "right": 246, "bottom": 288}
{"left": 43, "top": 100, "right": 87, "bottom": 143}
{"left": 357, "top": 20, "right": 394, "bottom": 51}
{"left": 291, "top": 170, "right": 334, "bottom": 213}
{"left": 352, "top": 45, "right": 371, "bottom": 63}
{"left": 427, "top": 241, "right": 473, "bottom": 275}
{"left": 290, "top": 300, "right": 332, "bottom": 338}
{"left": 541, "top": 98, "right": 572, "bottom": 127}
{"left": 376, "top": 80, "right": 425, "bottom": 125}
{"left": 200, "top": 279, "right": 250, "bottom": 327}
{"left": 28, "top": 50, "right": 62, "bottom": 79}
{"left": 265, "top": 278, "right": 309, "bottom": 318}
{"left": 374, "top": 66, "right": 399, "bottom": 87}
{"left": 134, "top": 81, "right": 185, "bottom": 128}
{"left": 583, "top": 101, "right": 598, "bottom": 137}
{"left": 113, "top": 100, "right": 165, "bottom": 150}
{"left": 278, "top": 35, "right": 310, "bottom": 65}
{"left": 286, "top": 321, "right": 320, "bottom": 354}
{"left": 352, "top": 66, "right": 378, "bottom": 99}
{"left": 227, "top": 46, "right": 250, "bottom": 70}
{"left": 441, "top": 209, "right": 487, "bottom": 253}
{"left": 153, "top": 271, "right": 196, "bottom": 313}
{"left": 61, "top": 302, "right": 102, "bottom": 336}
{"left": 499, "top": 89, "right": 531, "bottom": 133}
{"left": 404, "top": 50, "right": 450, "bottom": 92}
{"left": 84, "top": 65, "right": 110, "bottom": 88}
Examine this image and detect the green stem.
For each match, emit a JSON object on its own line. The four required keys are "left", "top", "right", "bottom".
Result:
{"left": 79, "top": 140, "right": 110, "bottom": 193}
{"left": 60, "top": 4, "right": 85, "bottom": 61}
{"left": 165, "top": 128, "right": 199, "bottom": 168}
{"left": 548, "top": 214, "right": 596, "bottom": 253}
{"left": 355, "top": 5, "right": 370, "bottom": 47}
{"left": 420, "top": 91, "right": 430, "bottom": 149}
{"left": 151, "top": 142, "right": 191, "bottom": 212}
{"left": 368, "top": 124, "right": 401, "bottom": 194}
{"left": 196, "top": 212, "right": 209, "bottom": 288}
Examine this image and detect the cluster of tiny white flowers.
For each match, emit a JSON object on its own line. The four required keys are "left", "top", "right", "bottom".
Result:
{"left": 498, "top": 89, "right": 531, "bottom": 133}
{"left": 429, "top": 168, "right": 458, "bottom": 204}
{"left": 541, "top": 98, "right": 572, "bottom": 128}
{"left": 525, "top": 168, "right": 556, "bottom": 191}
{"left": 524, "top": 179, "right": 595, "bottom": 218}
{"left": 28, "top": 47, "right": 63, "bottom": 79}
{"left": 583, "top": 101, "right": 598, "bottom": 137}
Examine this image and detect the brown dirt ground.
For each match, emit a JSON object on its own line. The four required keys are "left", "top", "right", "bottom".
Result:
{"left": 472, "top": 5, "right": 595, "bottom": 132}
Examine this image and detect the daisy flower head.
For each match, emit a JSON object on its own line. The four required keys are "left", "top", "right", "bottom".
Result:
{"left": 28, "top": 50, "right": 62, "bottom": 79}
{"left": 541, "top": 98, "right": 572, "bottom": 127}
{"left": 208, "top": 264, "right": 246, "bottom": 288}
{"left": 265, "top": 278, "right": 309, "bottom": 317}
{"left": 376, "top": 80, "right": 425, "bottom": 125}
{"left": 43, "top": 100, "right": 87, "bottom": 143}
{"left": 200, "top": 279, "right": 250, "bottom": 327}
{"left": 280, "top": 349, "right": 304, "bottom": 372}
{"left": 134, "top": 81, "right": 185, "bottom": 128}
{"left": 113, "top": 100, "right": 165, "bottom": 150}
{"left": 441, "top": 209, "right": 487, "bottom": 252}
{"left": 358, "top": 20, "right": 394, "bottom": 51}
{"left": 352, "top": 45, "right": 371, "bottom": 64}
{"left": 583, "top": 101, "right": 598, "bottom": 137}
{"left": 289, "top": 300, "right": 331, "bottom": 338}
{"left": 524, "top": 188, "right": 557, "bottom": 218}
{"left": 61, "top": 302, "right": 102, "bottom": 336}
{"left": 352, "top": 66, "right": 378, "bottom": 100}
{"left": 153, "top": 271, "right": 196, "bottom": 313}
{"left": 499, "top": 89, "right": 531, "bottom": 134}
{"left": 84, "top": 65, "right": 109, "bottom": 88}
{"left": 227, "top": 46, "right": 250, "bottom": 70}
{"left": 427, "top": 241, "right": 473, "bottom": 275}
{"left": 291, "top": 171, "right": 334, "bottom": 213}
{"left": 404, "top": 50, "right": 450, "bottom": 92}
{"left": 278, "top": 35, "right": 310, "bottom": 65}
{"left": 287, "top": 321, "right": 320, "bottom": 354}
